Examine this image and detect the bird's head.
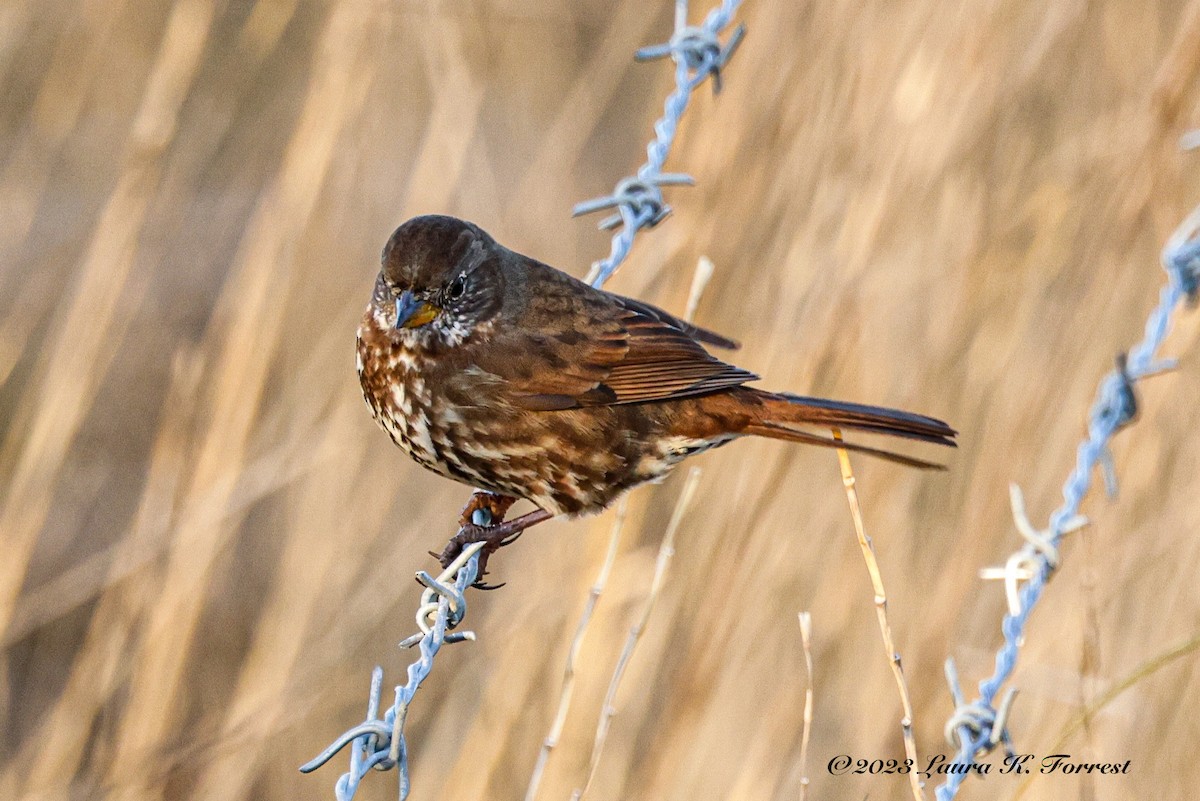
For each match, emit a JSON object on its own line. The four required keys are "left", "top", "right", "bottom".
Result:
{"left": 372, "top": 215, "right": 505, "bottom": 348}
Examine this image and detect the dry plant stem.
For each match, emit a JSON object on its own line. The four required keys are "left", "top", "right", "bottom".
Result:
{"left": 684, "top": 255, "right": 715, "bottom": 321}
{"left": 523, "top": 499, "right": 628, "bottom": 801}
{"left": 832, "top": 430, "right": 925, "bottom": 801}
{"left": 564, "top": 258, "right": 714, "bottom": 800}
{"left": 1012, "top": 629, "right": 1200, "bottom": 800}
{"left": 572, "top": 467, "right": 702, "bottom": 801}
{"left": 798, "top": 611, "right": 815, "bottom": 801}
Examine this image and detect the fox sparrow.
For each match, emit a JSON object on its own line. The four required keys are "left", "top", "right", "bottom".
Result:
{"left": 357, "top": 215, "right": 955, "bottom": 581}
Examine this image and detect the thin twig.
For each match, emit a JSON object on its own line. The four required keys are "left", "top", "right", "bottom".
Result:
{"left": 832, "top": 430, "right": 925, "bottom": 801}
{"left": 1012, "top": 629, "right": 1200, "bottom": 800}
{"left": 572, "top": 468, "right": 702, "bottom": 801}
{"left": 558, "top": 256, "right": 713, "bottom": 799}
{"left": 685, "top": 255, "right": 715, "bottom": 321}
{"left": 524, "top": 500, "right": 628, "bottom": 801}
{"left": 797, "top": 611, "right": 815, "bottom": 801}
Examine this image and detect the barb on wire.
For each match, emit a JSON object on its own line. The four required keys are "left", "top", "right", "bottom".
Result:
{"left": 935, "top": 185, "right": 1200, "bottom": 800}
{"left": 305, "top": 3, "right": 746, "bottom": 799}
{"left": 942, "top": 658, "right": 1017, "bottom": 757}
{"left": 300, "top": 542, "right": 484, "bottom": 800}
{"left": 572, "top": 174, "right": 694, "bottom": 233}
{"left": 576, "top": 0, "right": 746, "bottom": 286}
{"left": 1163, "top": 171, "right": 1200, "bottom": 305}
{"left": 978, "top": 484, "right": 1088, "bottom": 619}
{"left": 1167, "top": 235, "right": 1200, "bottom": 304}
{"left": 635, "top": 11, "right": 746, "bottom": 95}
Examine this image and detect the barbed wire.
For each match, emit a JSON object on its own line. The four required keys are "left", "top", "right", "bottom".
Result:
{"left": 935, "top": 173, "right": 1200, "bottom": 799}
{"left": 576, "top": 0, "right": 746, "bottom": 286}
{"left": 299, "top": 542, "right": 484, "bottom": 799}
{"left": 301, "top": 2, "right": 745, "bottom": 798}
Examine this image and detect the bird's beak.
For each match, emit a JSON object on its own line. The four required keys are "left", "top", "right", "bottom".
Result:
{"left": 394, "top": 291, "right": 440, "bottom": 329}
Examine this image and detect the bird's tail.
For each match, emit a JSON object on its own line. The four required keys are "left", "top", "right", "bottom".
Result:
{"left": 743, "top": 391, "right": 957, "bottom": 469}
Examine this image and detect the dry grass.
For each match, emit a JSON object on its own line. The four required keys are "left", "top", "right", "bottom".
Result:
{"left": 832, "top": 433, "right": 924, "bottom": 801}
{"left": 2, "top": 2, "right": 1200, "bottom": 800}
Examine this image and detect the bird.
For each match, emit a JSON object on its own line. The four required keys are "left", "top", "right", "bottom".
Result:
{"left": 356, "top": 215, "right": 955, "bottom": 582}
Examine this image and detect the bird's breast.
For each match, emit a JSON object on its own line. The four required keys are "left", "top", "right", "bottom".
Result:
{"left": 356, "top": 320, "right": 445, "bottom": 476}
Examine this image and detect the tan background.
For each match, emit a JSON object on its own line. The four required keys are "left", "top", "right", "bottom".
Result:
{"left": 2, "top": 1, "right": 1199, "bottom": 800}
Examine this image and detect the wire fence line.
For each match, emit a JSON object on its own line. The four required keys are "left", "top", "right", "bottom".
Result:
{"left": 935, "top": 185, "right": 1200, "bottom": 800}
{"left": 299, "top": 542, "right": 485, "bottom": 799}
{"left": 301, "top": 2, "right": 745, "bottom": 797}
{"left": 303, "top": 1, "right": 1199, "bottom": 795}
{"left": 576, "top": 0, "right": 746, "bottom": 286}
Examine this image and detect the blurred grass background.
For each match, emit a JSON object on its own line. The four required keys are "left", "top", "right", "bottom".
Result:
{"left": 2, "top": 1, "right": 1200, "bottom": 799}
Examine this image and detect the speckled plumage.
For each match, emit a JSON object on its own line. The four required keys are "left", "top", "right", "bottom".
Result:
{"left": 356, "top": 215, "right": 955, "bottom": 518}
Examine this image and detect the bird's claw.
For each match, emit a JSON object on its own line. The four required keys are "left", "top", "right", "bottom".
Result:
{"left": 472, "top": 580, "right": 507, "bottom": 591}
{"left": 435, "top": 500, "right": 553, "bottom": 591}
{"left": 437, "top": 522, "right": 520, "bottom": 590}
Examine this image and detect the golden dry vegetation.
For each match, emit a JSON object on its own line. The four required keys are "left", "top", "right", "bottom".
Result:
{"left": 2, "top": 2, "right": 1200, "bottom": 800}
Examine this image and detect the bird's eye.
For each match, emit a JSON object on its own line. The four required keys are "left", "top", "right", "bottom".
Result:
{"left": 446, "top": 274, "right": 466, "bottom": 301}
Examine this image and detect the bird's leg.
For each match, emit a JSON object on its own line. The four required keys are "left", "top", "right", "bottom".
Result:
{"left": 438, "top": 507, "right": 554, "bottom": 589}
{"left": 458, "top": 490, "right": 517, "bottom": 528}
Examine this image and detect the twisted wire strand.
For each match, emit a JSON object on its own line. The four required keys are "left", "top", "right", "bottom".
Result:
{"left": 576, "top": 0, "right": 746, "bottom": 286}
{"left": 303, "top": 2, "right": 745, "bottom": 798}
{"left": 299, "top": 543, "right": 483, "bottom": 798}
{"left": 935, "top": 192, "right": 1200, "bottom": 800}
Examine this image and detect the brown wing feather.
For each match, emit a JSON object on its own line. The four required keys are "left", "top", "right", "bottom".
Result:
{"left": 483, "top": 261, "right": 755, "bottom": 410}
{"left": 612, "top": 295, "right": 740, "bottom": 350}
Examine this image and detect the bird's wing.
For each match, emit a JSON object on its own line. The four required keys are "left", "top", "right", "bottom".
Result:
{"left": 611, "top": 294, "right": 741, "bottom": 350}
{"left": 479, "top": 273, "right": 757, "bottom": 411}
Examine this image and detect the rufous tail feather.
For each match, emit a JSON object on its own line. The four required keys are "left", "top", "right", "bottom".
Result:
{"left": 745, "top": 392, "right": 957, "bottom": 469}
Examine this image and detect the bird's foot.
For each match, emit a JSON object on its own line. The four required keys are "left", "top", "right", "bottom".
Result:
{"left": 437, "top": 508, "right": 554, "bottom": 590}
{"left": 458, "top": 490, "right": 517, "bottom": 529}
